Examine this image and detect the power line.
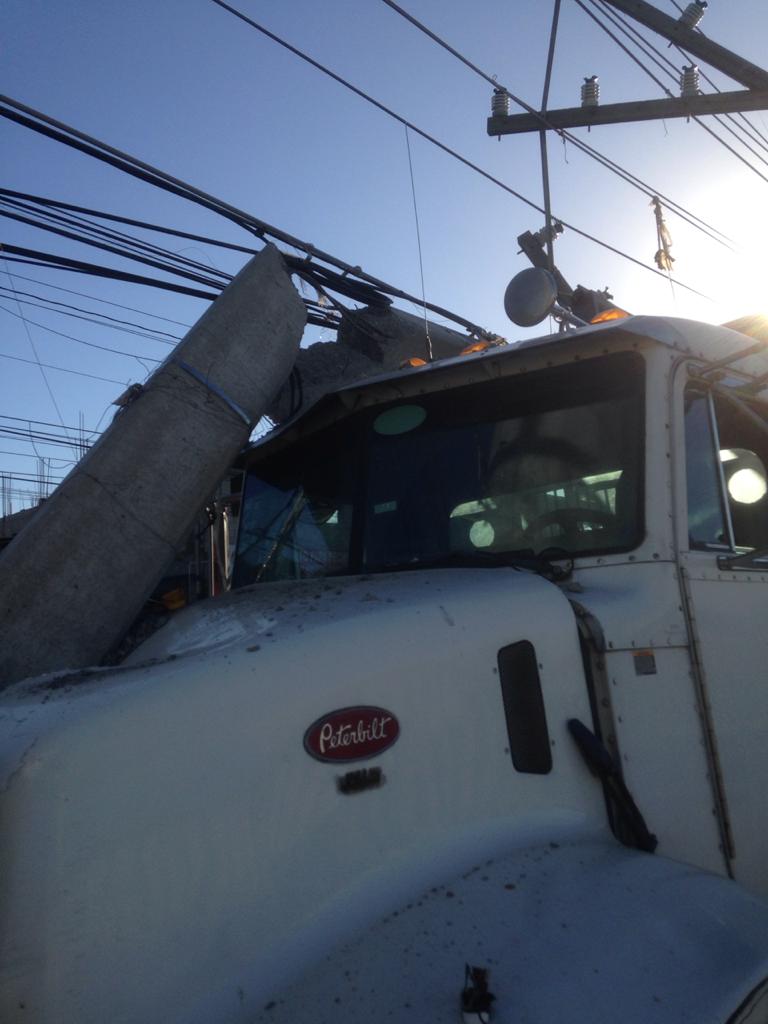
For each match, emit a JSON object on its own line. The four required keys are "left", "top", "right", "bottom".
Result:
{"left": 0, "top": 448, "right": 79, "bottom": 463}
{"left": 0, "top": 193, "right": 236, "bottom": 286}
{"left": 664, "top": 0, "right": 768, "bottom": 151}
{"left": 0, "top": 351, "right": 130, "bottom": 385}
{"left": 0, "top": 205, "right": 230, "bottom": 291}
{"left": 0, "top": 304, "right": 162, "bottom": 365}
{"left": 2, "top": 194, "right": 234, "bottom": 277}
{"left": 0, "top": 413, "right": 102, "bottom": 433}
{"left": 0, "top": 491, "right": 51, "bottom": 504}
{"left": 0, "top": 471, "right": 66, "bottom": 485}
{"left": 0, "top": 192, "right": 376, "bottom": 329}
{"left": 594, "top": 0, "right": 681, "bottom": 81}
{"left": 0, "top": 424, "right": 93, "bottom": 443}
{"left": 0, "top": 288, "right": 180, "bottom": 344}
{"left": 2, "top": 261, "right": 74, "bottom": 447}
{"left": 0, "top": 415, "right": 103, "bottom": 456}
{"left": 585, "top": 0, "right": 768, "bottom": 176}
{"left": 378, "top": 0, "right": 735, "bottom": 249}
{"left": 0, "top": 188, "right": 258, "bottom": 264}
{"left": 207, "top": 0, "right": 714, "bottom": 300}
{"left": 576, "top": 0, "right": 673, "bottom": 95}
{"left": 581, "top": 0, "right": 768, "bottom": 182}
{"left": 0, "top": 94, "right": 491, "bottom": 336}
{"left": 0, "top": 422, "right": 97, "bottom": 443}
{"left": 1, "top": 189, "right": 365, "bottom": 326}
{"left": 0, "top": 247, "right": 337, "bottom": 332}
{"left": 1, "top": 269, "right": 194, "bottom": 326}
{"left": 0, "top": 424, "right": 81, "bottom": 467}
{"left": 0, "top": 429, "right": 90, "bottom": 452}
{"left": 700, "top": 115, "right": 768, "bottom": 177}
{"left": 0, "top": 244, "right": 221, "bottom": 301}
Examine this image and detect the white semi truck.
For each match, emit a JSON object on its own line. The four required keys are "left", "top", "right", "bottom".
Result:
{"left": 2, "top": 311, "right": 768, "bottom": 1023}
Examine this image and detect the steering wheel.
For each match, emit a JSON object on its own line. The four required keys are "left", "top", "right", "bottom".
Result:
{"left": 523, "top": 507, "right": 614, "bottom": 549}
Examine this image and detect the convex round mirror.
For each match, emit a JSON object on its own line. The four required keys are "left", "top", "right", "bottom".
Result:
{"left": 504, "top": 267, "right": 558, "bottom": 327}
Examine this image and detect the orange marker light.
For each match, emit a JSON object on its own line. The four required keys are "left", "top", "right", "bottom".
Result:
{"left": 461, "top": 340, "right": 492, "bottom": 355}
{"left": 590, "top": 308, "right": 630, "bottom": 324}
{"left": 460, "top": 336, "right": 506, "bottom": 356}
{"left": 161, "top": 587, "right": 187, "bottom": 611}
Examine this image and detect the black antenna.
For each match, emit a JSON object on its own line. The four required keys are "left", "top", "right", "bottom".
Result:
{"left": 540, "top": 0, "right": 562, "bottom": 273}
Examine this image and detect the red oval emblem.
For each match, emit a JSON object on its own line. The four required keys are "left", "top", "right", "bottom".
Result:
{"left": 303, "top": 706, "right": 400, "bottom": 763}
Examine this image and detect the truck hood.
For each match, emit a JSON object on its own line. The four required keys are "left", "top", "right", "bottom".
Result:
{"left": 125, "top": 566, "right": 563, "bottom": 665}
{"left": 3, "top": 568, "right": 768, "bottom": 1022}
{"left": 0, "top": 569, "right": 604, "bottom": 1022}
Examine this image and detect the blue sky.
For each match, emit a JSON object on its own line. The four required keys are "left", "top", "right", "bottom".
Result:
{"left": 4, "top": 0, "right": 768, "bottom": 507}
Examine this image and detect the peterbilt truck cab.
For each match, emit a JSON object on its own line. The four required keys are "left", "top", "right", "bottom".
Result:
{"left": 2, "top": 314, "right": 768, "bottom": 1023}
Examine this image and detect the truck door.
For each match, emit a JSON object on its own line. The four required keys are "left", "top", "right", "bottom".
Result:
{"left": 681, "top": 380, "right": 768, "bottom": 896}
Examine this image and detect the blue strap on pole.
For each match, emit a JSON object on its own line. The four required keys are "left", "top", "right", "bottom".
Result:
{"left": 172, "top": 357, "right": 252, "bottom": 427}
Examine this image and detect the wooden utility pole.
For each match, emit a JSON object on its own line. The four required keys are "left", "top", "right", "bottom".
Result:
{"left": 596, "top": 0, "right": 768, "bottom": 90}
{"left": 489, "top": 90, "right": 768, "bottom": 135}
{"left": 488, "top": 0, "right": 768, "bottom": 137}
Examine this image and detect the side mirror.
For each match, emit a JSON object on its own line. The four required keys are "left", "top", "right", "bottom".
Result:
{"left": 503, "top": 267, "right": 558, "bottom": 327}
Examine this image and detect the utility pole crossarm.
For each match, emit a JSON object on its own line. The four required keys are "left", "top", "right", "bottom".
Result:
{"left": 599, "top": 0, "right": 768, "bottom": 91}
{"left": 487, "top": 89, "right": 768, "bottom": 135}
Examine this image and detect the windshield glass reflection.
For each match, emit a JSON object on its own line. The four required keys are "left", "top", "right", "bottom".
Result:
{"left": 233, "top": 352, "right": 645, "bottom": 586}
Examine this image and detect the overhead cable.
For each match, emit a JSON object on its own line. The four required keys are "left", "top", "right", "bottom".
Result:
{"left": 0, "top": 304, "right": 162, "bottom": 364}
{"left": 0, "top": 288, "right": 180, "bottom": 343}
{"left": 0, "top": 193, "right": 236, "bottom": 283}
{"left": 2, "top": 260, "right": 73, "bottom": 447}
{"left": 2, "top": 42, "right": 714, "bottom": 308}
{"left": 0, "top": 412, "right": 102, "bottom": 433}
{"left": 207, "top": 0, "right": 713, "bottom": 300}
{"left": 0, "top": 193, "right": 360, "bottom": 330}
{"left": 0, "top": 188, "right": 258, "bottom": 262}
{"left": 0, "top": 471, "right": 66, "bottom": 486}
{"left": 0, "top": 430, "right": 88, "bottom": 453}
{"left": 580, "top": 0, "right": 768, "bottom": 184}
{"left": 1, "top": 271, "right": 193, "bottom": 327}
{"left": 379, "top": 0, "right": 735, "bottom": 249}
{"left": 665, "top": 0, "right": 768, "bottom": 151}
{"left": 0, "top": 94, "right": 489, "bottom": 336}
{"left": 0, "top": 351, "right": 131, "bottom": 385}
{"left": 0, "top": 426, "right": 93, "bottom": 449}
{"left": 0, "top": 206, "right": 229, "bottom": 290}
{"left": 597, "top": 0, "right": 768, "bottom": 159}
{"left": 1, "top": 244, "right": 220, "bottom": 300}
{"left": 0, "top": 448, "right": 79, "bottom": 463}
{"left": 576, "top": 0, "right": 674, "bottom": 95}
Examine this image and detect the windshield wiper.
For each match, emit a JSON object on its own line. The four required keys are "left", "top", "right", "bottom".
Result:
{"left": 255, "top": 487, "right": 306, "bottom": 582}
{"left": 717, "top": 547, "right": 768, "bottom": 571}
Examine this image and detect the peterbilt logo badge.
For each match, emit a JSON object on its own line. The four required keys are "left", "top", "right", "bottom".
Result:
{"left": 303, "top": 706, "right": 400, "bottom": 763}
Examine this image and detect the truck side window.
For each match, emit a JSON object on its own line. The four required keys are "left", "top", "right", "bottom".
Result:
{"left": 684, "top": 390, "right": 728, "bottom": 548}
{"left": 684, "top": 384, "right": 768, "bottom": 553}
{"left": 713, "top": 394, "right": 768, "bottom": 551}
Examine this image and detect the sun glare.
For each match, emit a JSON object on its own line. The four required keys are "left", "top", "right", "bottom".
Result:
{"left": 676, "top": 170, "right": 768, "bottom": 325}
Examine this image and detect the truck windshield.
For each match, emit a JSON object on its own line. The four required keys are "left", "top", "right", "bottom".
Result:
{"left": 233, "top": 351, "right": 644, "bottom": 585}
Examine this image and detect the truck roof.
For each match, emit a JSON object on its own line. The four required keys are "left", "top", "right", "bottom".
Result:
{"left": 343, "top": 314, "right": 768, "bottom": 390}
{"left": 246, "top": 314, "right": 767, "bottom": 456}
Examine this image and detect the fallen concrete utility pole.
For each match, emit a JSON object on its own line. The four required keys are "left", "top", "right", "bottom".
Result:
{"left": 267, "top": 304, "right": 478, "bottom": 424}
{"left": 0, "top": 244, "right": 306, "bottom": 689}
